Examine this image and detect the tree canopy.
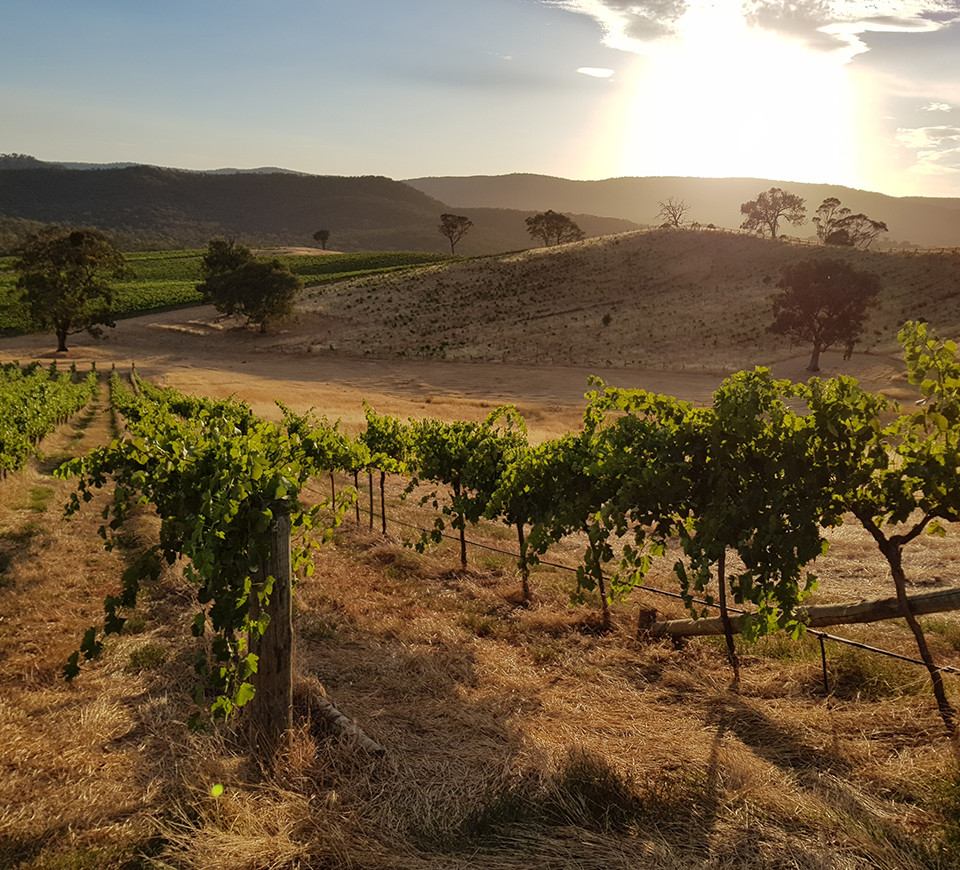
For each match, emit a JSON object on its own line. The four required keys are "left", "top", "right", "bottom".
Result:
{"left": 438, "top": 214, "right": 473, "bottom": 254}
{"left": 197, "top": 238, "right": 301, "bottom": 333}
{"left": 312, "top": 229, "right": 330, "bottom": 250}
{"left": 14, "top": 226, "right": 128, "bottom": 352}
{"left": 740, "top": 188, "right": 806, "bottom": 240}
{"left": 769, "top": 257, "right": 881, "bottom": 372}
{"left": 525, "top": 210, "right": 585, "bottom": 247}
{"left": 813, "top": 198, "right": 888, "bottom": 249}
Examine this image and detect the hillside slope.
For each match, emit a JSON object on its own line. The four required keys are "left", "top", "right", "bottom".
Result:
{"left": 406, "top": 174, "right": 960, "bottom": 249}
{"left": 292, "top": 228, "right": 960, "bottom": 373}
{"left": 0, "top": 164, "right": 638, "bottom": 254}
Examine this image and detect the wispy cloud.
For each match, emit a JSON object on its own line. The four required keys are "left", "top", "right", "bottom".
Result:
{"left": 896, "top": 124, "right": 960, "bottom": 176}
{"left": 547, "top": 0, "right": 960, "bottom": 59}
{"left": 923, "top": 101, "right": 953, "bottom": 111}
{"left": 577, "top": 66, "right": 615, "bottom": 77}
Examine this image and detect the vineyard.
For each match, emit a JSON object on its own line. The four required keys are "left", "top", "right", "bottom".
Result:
{"left": 3, "top": 319, "right": 960, "bottom": 868}
{"left": 0, "top": 249, "right": 452, "bottom": 334}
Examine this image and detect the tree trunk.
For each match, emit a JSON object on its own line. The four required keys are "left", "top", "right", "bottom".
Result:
{"left": 516, "top": 521, "right": 530, "bottom": 603}
{"left": 584, "top": 525, "right": 611, "bottom": 633}
{"left": 249, "top": 509, "right": 293, "bottom": 763}
{"left": 880, "top": 534, "right": 955, "bottom": 735}
{"left": 56, "top": 328, "right": 69, "bottom": 353}
{"left": 717, "top": 551, "right": 741, "bottom": 688}
{"left": 368, "top": 471, "right": 374, "bottom": 530}
{"left": 807, "top": 342, "right": 822, "bottom": 372}
{"left": 452, "top": 480, "right": 467, "bottom": 569}
{"left": 380, "top": 471, "right": 387, "bottom": 535}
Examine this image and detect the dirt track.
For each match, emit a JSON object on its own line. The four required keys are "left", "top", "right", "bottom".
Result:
{"left": 0, "top": 304, "right": 912, "bottom": 438}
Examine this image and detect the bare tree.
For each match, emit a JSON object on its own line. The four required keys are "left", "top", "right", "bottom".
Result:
{"left": 656, "top": 197, "right": 690, "bottom": 228}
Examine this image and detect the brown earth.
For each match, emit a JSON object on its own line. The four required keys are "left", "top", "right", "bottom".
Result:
{"left": 0, "top": 304, "right": 913, "bottom": 443}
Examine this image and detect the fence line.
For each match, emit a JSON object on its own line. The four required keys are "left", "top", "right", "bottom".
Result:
{"left": 348, "top": 500, "right": 960, "bottom": 687}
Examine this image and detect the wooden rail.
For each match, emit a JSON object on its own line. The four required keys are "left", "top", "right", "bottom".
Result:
{"left": 650, "top": 586, "right": 960, "bottom": 638}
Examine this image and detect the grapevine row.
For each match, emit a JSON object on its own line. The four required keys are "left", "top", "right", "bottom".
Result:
{"left": 0, "top": 361, "right": 99, "bottom": 476}
{"left": 60, "top": 321, "right": 960, "bottom": 739}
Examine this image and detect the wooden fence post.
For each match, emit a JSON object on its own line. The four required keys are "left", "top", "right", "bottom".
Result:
{"left": 249, "top": 508, "right": 293, "bottom": 762}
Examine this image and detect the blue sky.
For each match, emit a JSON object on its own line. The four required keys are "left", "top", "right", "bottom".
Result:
{"left": 2, "top": 0, "right": 959, "bottom": 197}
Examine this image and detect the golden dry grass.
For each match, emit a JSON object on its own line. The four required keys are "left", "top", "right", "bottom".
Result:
{"left": 0, "top": 226, "right": 959, "bottom": 868}
{"left": 6, "top": 393, "right": 960, "bottom": 870}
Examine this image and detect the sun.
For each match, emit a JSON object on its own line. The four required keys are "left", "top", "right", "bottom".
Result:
{"left": 614, "top": 5, "right": 862, "bottom": 185}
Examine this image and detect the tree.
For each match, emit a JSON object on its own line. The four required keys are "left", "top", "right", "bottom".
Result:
{"left": 312, "top": 229, "right": 330, "bottom": 250}
{"left": 812, "top": 197, "right": 848, "bottom": 243}
{"left": 740, "top": 188, "right": 806, "bottom": 240}
{"left": 656, "top": 197, "right": 690, "bottom": 228}
{"left": 827, "top": 213, "right": 889, "bottom": 250}
{"left": 525, "top": 210, "right": 585, "bottom": 247}
{"left": 769, "top": 258, "right": 881, "bottom": 372}
{"left": 813, "top": 198, "right": 887, "bottom": 249}
{"left": 198, "top": 237, "right": 301, "bottom": 333}
{"left": 437, "top": 214, "right": 473, "bottom": 254}
{"left": 15, "top": 226, "right": 129, "bottom": 352}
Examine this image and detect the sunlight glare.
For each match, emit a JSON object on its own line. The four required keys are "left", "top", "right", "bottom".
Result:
{"left": 616, "top": 4, "right": 860, "bottom": 185}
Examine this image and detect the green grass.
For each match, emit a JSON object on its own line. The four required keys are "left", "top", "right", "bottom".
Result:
{"left": 0, "top": 249, "right": 454, "bottom": 334}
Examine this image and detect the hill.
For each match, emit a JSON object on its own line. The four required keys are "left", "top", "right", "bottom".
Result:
{"left": 0, "top": 162, "right": 638, "bottom": 254}
{"left": 406, "top": 174, "right": 960, "bottom": 249}
{"left": 289, "top": 227, "right": 960, "bottom": 375}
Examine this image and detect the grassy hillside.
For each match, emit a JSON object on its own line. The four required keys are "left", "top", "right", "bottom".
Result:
{"left": 295, "top": 228, "right": 960, "bottom": 372}
{"left": 407, "top": 174, "right": 960, "bottom": 249}
{"left": 0, "top": 250, "right": 455, "bottom": 333}
{"left": 0, "top": 165, "right": 639, "bottom": 255}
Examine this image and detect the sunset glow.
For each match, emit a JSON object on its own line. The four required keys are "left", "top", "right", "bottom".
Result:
{"left": 0, "top": 0, "right": 958, "bottom": 196}
{"left": 615, "top": 6, "right": 861, "bottom": 184}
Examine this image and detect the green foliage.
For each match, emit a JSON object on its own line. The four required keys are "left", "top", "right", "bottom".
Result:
{"left": 407, "top": 407, "right": 527, "bottom": 567}
{"left": 769, "top": 258, "right": 882, "bottom": 371}
{"left": 14, "top": 227, "right": 130, "bottom": 351}
{"left": 0, "top": 362, "right": 99, "bottom": 475}
{"left": 198, "top": 238, "right": 301, "bottom": 331}
{"left": 58, "top": 372, "right": 337, "bottom": 722}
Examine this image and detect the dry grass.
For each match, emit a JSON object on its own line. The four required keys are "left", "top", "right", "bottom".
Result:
{"left": 5, "top": 365, "right": 960, "bottom": 868}
{"left": 293, "top": 229, "right": 960, "bottom": 377}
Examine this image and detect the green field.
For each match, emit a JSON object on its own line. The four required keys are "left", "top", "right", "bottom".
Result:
{"left": 0, "top": 249, "right": 453, "bottom": 334}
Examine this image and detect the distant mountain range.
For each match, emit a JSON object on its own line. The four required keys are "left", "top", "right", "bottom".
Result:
{"left": 406, "top": 174, "right": 960, "bottom": 249}
{"left": 0, "top": 156, "right": 637, "bottom": 253}
{"left": 1, "top": 154, "right": 957, "bottom": 252}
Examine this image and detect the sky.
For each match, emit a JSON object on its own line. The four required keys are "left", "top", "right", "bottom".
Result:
{"left": 2, "top": 0, "right": 959, "bottom": 198}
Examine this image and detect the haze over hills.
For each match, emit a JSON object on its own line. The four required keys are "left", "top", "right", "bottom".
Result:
{"left": 0, "top": 157, "right": 638, "bottom": 254}
{"left": 406, "top": 174, "right": 960, "bottom": 249}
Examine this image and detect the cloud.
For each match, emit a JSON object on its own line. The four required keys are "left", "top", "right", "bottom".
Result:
{"left": 577, "top": 66, "right": 615, "bottom": 77}
{"left": 545, "top": 0, "right": 690, "bottom": 49}
{"left": 896, "top": 124, "right": 960, "bottom": 175}
{"left": 923, "top": 101, "right": 953, "bottom": 111}
{"left": 547, "top": 0, "right": 960, "bottom": 59}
